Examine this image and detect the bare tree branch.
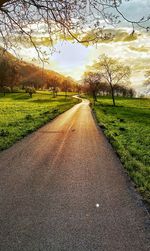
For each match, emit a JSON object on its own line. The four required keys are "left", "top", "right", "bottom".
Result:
{"left": 0, "top": 0, "right": 149, "bottom": 57}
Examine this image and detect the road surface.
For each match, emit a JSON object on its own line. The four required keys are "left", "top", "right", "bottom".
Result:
{"left": 0, "top": 99, "right": 149, "bottom": 251}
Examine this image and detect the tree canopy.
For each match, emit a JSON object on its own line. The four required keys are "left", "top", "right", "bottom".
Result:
{"left": 84, "top": 55, "right": 131, "bottom": 106}
{"left": 0, "top": 48, "right": 77, "bottom": 93}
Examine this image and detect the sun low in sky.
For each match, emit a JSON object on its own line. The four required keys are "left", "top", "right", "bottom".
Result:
{"left": 10, "top": 0, "right": 150, "bottom": 95}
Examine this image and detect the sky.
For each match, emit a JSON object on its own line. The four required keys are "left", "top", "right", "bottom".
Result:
{"left": 9, "top": 0, "right": 150, "bottom": 94}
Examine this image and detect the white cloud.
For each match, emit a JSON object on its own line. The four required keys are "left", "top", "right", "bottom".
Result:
{"left": 9, "top": 27, "right": 150, "bottom": 94}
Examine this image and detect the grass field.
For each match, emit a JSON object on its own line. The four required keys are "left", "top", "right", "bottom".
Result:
{"left": 93, "top": 96, "right": 150, "bottom": 203}
{"left": 0, "top": 92, "right": 79, "bottom": 151}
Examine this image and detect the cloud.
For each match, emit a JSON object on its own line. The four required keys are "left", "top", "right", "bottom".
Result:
{"left": 128, "top": 45, "right": 150, "bottom": 52}
{"left": 112, "top": 29, "right": 139, "bottom": 42}
{"left": 8, "top": 23, "right": 150, "bottom": 95}
{"left": 84, "top": 29, "right": 150, "bottom": 94}
{"left": 80, "top": 28, "right": 139, "bottom": 45}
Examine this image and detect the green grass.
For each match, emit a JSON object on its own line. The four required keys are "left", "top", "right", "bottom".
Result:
{"left": 93, "top": 96, "right": 150, "bottom": 203}
{"left": 0, "top": 92, "right": 79, "bottom": 151}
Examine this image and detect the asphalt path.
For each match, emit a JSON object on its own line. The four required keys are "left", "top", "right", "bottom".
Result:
{"left": 0, "top": 98, "right": 149, "bottom": 250}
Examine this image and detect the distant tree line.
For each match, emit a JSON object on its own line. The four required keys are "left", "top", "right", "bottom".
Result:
{"left": 82, "top": 55, "right": 136, "bottom": 106}
{"left": 0, "top": 49, "right": 77, "bottom": 97}
{"left": 83, "top": 75, "right": 135, "bottom": 99}
{"left": 0, "top": 50, "right": 148, "bottom": 102}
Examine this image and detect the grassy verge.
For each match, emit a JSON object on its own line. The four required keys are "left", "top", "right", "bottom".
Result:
{"left": 92, "top": 96, "right": 150, "bottom": 204}
{"left": 0, "top": 92, "right": 79, "bottom": 151}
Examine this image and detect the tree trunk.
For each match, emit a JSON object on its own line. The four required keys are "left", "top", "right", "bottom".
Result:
{"left": 52, "top": 90, "right": 56, "bottom": 98}
{"left": 110, "top": 85, "right": 115, "bottom": 106}
{"left": 65, "top": 91, "right": 67, "bottom": 99}
{"left": 11, "top": 86, "right": 13, "bottom": 93}
{"left": 92, "top": 91, "right": 97, "bottom": 105}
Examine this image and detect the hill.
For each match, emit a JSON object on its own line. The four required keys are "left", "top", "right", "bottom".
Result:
{"left": 0, "top": 47, "right": 71, "bottom": 91}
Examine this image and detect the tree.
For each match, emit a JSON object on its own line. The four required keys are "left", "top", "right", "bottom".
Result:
{"left": 0, "top": 55, "right": 20, "bottom": 91}
{"left": 83, "top": 72, "right": 102, "bottom": 104}
{"left": 0, "top": 1, "right": 149, "bottom": 54}
{"left": 0, "top": 58, "right": 10, "bottom": 87}
{"left": 7, "top": 63, "right": 20, "bottom": 92}
{"left": 76, "top": 83, "right": 83, "bottom": 95}
{"left": 46, "top": 75, "right": 60, "bottom": 98}
{"left": 92, "top": 55, "right": 131, "bottom": 106}
{"left": 25, "top": 87, "right": 36, "bottom": 98}
{"left": 128, "top": 87, "right": 136, "bottom": 98}
{"left": 61, "top": 78, "right": 72, "bottom": 98}
{"left": 0, "top": 86, "right": 11, "bottom": 96}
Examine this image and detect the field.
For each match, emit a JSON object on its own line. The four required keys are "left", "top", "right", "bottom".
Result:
{"left": 0, "top": 92, "right": 79, "bottom": 151}
{"left": 0, "top": 93, "right": 150, "bottom": 203}
{"left": 93, "top": 96, "right": 150, "bottom": 203}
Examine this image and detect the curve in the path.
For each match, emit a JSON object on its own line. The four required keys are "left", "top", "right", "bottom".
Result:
{"left": 0, "top": 99, "right": 149, "bottom": 251}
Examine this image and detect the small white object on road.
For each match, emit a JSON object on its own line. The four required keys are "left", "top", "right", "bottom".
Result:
{"left": 96, "top": 203, "right": 100, "bottom": 208}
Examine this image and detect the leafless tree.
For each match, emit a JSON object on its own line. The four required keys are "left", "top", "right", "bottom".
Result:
{"left": 83, "top": 71, "right": 103, "bottom": 103}
{"left": 46, "top": 75, "right": 60, "bottom": 97}
{"left": 0, "top": 0, "right": 149, "bottom": 56}
{"left": 114, "top": 84, "right": 135, "bottom": 98}
{"left": 91, "top": 55, "right": 131, "bottom": 106}
{"left": 61, "top": 77, "right": 73, "bottom": 98}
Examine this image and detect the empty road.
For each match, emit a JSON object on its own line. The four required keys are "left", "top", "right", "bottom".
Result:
{"left": 0, "top": 99, "right": 149, "bottom": 251}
